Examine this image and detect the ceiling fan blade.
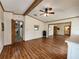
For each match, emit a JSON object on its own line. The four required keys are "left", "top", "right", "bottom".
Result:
{"left": 40, "top": 10, "right": 44, "bottom": 12}
{"left": 48, "top": 12, "right": 55, "bottom": 14}
{"left": 48, "top": 8, "right": 52, "bottom": 11}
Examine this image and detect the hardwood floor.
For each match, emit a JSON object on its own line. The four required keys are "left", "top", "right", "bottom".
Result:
{"left": 0, "top": 36, "right": 68, "bottom": 59}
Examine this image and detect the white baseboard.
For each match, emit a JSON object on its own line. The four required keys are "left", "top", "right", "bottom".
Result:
{"left": 24, "top": 37, "right": 44, "bottom": 41}
{"left": 0, "top": 46, "right": 3, "bottom": 54}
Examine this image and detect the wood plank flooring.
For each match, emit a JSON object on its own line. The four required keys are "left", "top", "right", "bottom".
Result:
{"left": 0, "top": 36, "right": 68, "bottom": 59}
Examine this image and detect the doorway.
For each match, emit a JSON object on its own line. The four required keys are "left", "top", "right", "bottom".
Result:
{"left": 12, "top": 20, "right": 24, "bottom": 44}
{"left": 48, "top": 22, "right": 71, "bottom": 37}
{"left": 48, "top": 25, "right": 54, "bottom": 37}
{"left": 53, "top": 26, "right": 59, "bottom": 36}
{"left": 64, "top": 25, "right": 71, "bottom": 36}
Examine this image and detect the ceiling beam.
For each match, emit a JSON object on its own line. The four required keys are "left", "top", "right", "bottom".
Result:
{"left": 0, "top": 1, "right": 5, "bottom": 11}
{"left": 23, "top": 0, "right": 43, "bottom": 16}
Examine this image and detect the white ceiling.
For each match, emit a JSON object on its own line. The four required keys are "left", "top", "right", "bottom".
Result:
{"left": 28, "top": 0, "right": 79, "bottom": 22}
{"left": 0, "top": 0, "right": 35, "bottom": 14}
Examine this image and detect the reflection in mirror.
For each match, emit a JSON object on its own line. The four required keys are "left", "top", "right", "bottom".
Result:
{"left": 15, "top": 21, "right": 23, "bottom": 42}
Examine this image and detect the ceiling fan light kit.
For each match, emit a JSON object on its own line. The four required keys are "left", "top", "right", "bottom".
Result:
{"left": 44, "top": 13, "right": 49, "bottom": 16}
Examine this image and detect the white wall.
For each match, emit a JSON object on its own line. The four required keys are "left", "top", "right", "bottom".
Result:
{"left": 57, "top": 23, "right": 70, "bottom": 35}
{"left": 4, "top": 12, "right": 12, "bottom": 45}
{"left": 4, "top": 12, "right": 24, "bottom": 45}
{"left": 71, "top": 19, "right": 79, "bottom": 35}
{"left": 57, "top": 24, "right": 65, "bottom": 35}
{"left": 4, "top": 12, "right": 45, "bottom": 45}
{"left": 24, "top": 15, "right": 45, "bottom": 41}
{"left": 45, "top": 17, "right": 79, "bottom": 37}
{"left": 0, "top": 5, "right": 4, "bottom": 53}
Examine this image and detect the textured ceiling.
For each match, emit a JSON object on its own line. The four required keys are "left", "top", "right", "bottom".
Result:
{"left": 28, "top": 0, "right": 79, "bottom": 22}
{"left": 0, "top": 0, "right": 79, "bottom": 22}
{"left": 0, "top": 0, "right": 35, "bottom": 14}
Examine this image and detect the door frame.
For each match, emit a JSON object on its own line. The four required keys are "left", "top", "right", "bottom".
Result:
{"left": 11, "top": 19, "right": 16, "bottom": 44}
{"left": 11, "top": 19, "right": 24, "bottom": 44}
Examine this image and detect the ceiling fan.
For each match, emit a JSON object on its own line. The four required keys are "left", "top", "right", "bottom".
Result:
{"left": 40, "top": 8, "right": 55, "bottom": 16}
